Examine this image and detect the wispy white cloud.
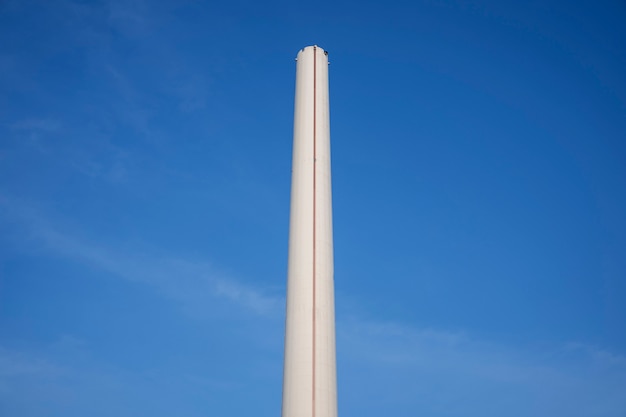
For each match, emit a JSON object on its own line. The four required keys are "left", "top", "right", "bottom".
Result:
{"left": 6, "top": 117, "right": 60, "bottom": 150}
{"left": 4, "top": 116, "right": 131, "bottom": 182}
{"left": 564, "top": 342, "right": 626, "bottom": 368}
{"left": 10, "top": 118, "right": 62, "bottom": 132}
{"left": 0, "top": 337, "right": 240, "bottom": 417}
{"left": 2, "top": 0, "right": 212, "bottom": 173}
{"left": 106, "top": 0, "right": 153, "bottom": 35}
{"left": 0, "top": 347, "right": 63, "bottom": 380}
{"left": 1, "top": 197, "right": 282, "bottom": 318}
{"left": 337, "top": 317, "right": 626, "bottom": 416}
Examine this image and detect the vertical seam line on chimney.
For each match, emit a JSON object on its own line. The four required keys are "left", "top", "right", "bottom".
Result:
{"left": 312, "top": 45, "right": 317, "bottom": 417}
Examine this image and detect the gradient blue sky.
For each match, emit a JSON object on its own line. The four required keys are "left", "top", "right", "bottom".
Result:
{"left": 1, "top": 0, "right": 625, "bottom": 416}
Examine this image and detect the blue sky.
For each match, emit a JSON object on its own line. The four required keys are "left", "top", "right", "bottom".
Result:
{"left": 1, "top": 0, "right": 625, "bottom": 415}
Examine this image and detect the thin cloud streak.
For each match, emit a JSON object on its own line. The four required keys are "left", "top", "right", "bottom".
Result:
{"left": 5, "top": 114, "right": 131, "bottom": 183}
{"left": 0, "top": 347, "right": 63, "bottom": 380}
{"left": 1, "top": 197, "right": 283, "bottom": 318}
{"left": 0, "top": 340, "right": 237, "bottom": 417}
{"left": 337, "top": 318, "right": 626, "bottom": 416}
{"left": 10, "top": 118, "right": 62, "bottom": 132}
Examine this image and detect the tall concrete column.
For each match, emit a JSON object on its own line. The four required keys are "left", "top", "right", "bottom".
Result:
{"left": 282, "top": 45, "right": 337, "bottom": 417}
